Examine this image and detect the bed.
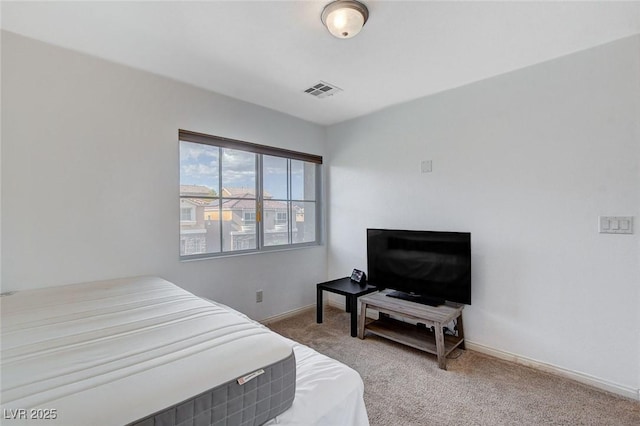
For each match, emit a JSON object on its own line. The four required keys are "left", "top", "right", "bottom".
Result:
{"left": 0, "top": 276, "right": 369, "bottom": 426}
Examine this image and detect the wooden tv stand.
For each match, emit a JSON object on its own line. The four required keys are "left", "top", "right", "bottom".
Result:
{"left": 357, "top": 291, "right": 465, "bottom": 370}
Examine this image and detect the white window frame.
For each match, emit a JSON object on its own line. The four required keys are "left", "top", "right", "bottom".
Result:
{"left": 179, "top": 130, "right": 323, "bottom": 260}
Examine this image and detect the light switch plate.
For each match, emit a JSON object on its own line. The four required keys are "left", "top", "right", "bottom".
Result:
{"left": 421, "top": 160, "right": 432, "bottom": 173}
{"left": 599, "top": 216, "right": 633, "bottom": 234}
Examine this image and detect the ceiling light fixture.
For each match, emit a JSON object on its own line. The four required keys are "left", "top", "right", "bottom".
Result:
{"left": 321, "top": 0, "right": 369, "bottom": 39}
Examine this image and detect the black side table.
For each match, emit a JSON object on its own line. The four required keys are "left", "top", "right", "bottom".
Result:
{"left": 316, "top": 277, "right": 378, "bottom": 337}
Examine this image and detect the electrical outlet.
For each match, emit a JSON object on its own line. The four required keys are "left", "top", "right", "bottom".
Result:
{"left": 256, "top": 290, "right": 263, "bottom": 303}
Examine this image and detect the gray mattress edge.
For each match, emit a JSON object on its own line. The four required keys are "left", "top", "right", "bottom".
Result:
{"left": 128, "top": 350, "right": 296, "bottom": 426}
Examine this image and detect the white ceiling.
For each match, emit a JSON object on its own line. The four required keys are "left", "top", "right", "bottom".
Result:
{"left": 2, "top": 1, "right": 640, "bottom": 125}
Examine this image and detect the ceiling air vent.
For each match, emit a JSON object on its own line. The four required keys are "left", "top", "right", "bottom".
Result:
{"left": 303, "top": 81, "right": 343, "bottom": 99}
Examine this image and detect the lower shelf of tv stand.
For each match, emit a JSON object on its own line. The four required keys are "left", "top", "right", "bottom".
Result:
{"left": 366, "top": 317, "right": 464, "bottom": 357}
{"left": 358, "top": 291, "right": 465, "bottom": 370}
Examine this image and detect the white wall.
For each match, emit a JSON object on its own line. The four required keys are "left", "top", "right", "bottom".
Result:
{"left": 3, "top": 29, "right": 639, "bottom": 398}
{"left": 1, "top": 31, "right": 327, "bottom": 320}
{"left": 326, "top": 36, "right": 640, "bottom": 396}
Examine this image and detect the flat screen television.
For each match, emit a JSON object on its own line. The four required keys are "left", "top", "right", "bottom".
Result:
{"left": 367, "top": 228, "right": 471, "bottom": 306}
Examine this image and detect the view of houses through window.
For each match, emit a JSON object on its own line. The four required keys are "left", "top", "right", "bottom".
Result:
{"left": 179, "top": 132, "right": 322, "bottom": 258}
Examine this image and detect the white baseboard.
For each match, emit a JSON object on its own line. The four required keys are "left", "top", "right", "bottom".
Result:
{"left": 260, "top": 304, "right": 315, "bottom": 325}
{"left": 271, "top": 298, "right": 640, "bottom": 401}
{"left": 330, "top": 297, "right": 639, "bottom": 400}
{"left": 465, "top": 341, "right": 639, "bottom": 401}
{"left": 327, "top": 297, "right": 346, "bottom": 310}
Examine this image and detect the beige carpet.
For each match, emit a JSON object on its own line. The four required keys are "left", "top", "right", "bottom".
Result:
{"left": 266, "top": 305, "right": 640, "bottom": 426}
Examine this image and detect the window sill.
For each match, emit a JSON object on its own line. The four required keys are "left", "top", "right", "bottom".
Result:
{"left": 179, "top": 242, "right": 324, "bottom": 262}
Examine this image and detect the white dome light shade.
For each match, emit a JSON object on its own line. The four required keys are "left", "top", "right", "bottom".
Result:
{"left": 321, "top": 1, "right": 369, "bottom": 39}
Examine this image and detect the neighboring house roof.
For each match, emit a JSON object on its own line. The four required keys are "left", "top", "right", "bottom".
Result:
{"left": 205, "top": 198, "right": 287, "bottom": 210}
{"left": 180, "top": 185, "right": 215, "bottom": 206}
{"left": 181, "top": 186, "right": 275, "bottom": 199}
{"left": 263, "top": 199, "right": 287, "bottom": 209}
{"left": 181, "top": 198, "right": 210, "bottom": 207}
{"left": 180, "top": 184, "right": 215, "bottom": 197}
{"left": 222, "top": 187, "right": 273, "bottom": 199}
{"left": 181, "top": 186, "right": 287, "bottom": 209}
{"left": 221, "top": 187, "right": 253, "bottom": 197}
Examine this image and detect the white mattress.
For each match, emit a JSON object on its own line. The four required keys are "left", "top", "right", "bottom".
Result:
{"left": 1, "top": 276, "right": 294, "bottom": 425}
{"left": 1, "top": 276, "right": 369, "bottom": 426}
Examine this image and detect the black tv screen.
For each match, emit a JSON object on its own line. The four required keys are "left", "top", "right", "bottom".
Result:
{"left": 367, "top": 229, "right": 471, "bottom": 305}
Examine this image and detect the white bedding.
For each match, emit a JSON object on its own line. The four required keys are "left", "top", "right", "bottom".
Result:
{"left": 264, "top": 339, "right": 369, "bottom": 426}
{"left": 216, "top": 303, "right": 370, "bottom": 426}
{"left": 1, "top": 276, "right": 369, "bottom": 426}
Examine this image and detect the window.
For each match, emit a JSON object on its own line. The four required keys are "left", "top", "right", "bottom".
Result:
{"left": 180, "top": 207, "right": 194, "bottom": 222}
{"left": 179, "top": 130, "right": 322, "bottom": 259}
{"left": 243, "top": 211, "right": 256, "bottom": 225}
{"left": 275, "top": 212, "right": 287, "bottom": 225}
